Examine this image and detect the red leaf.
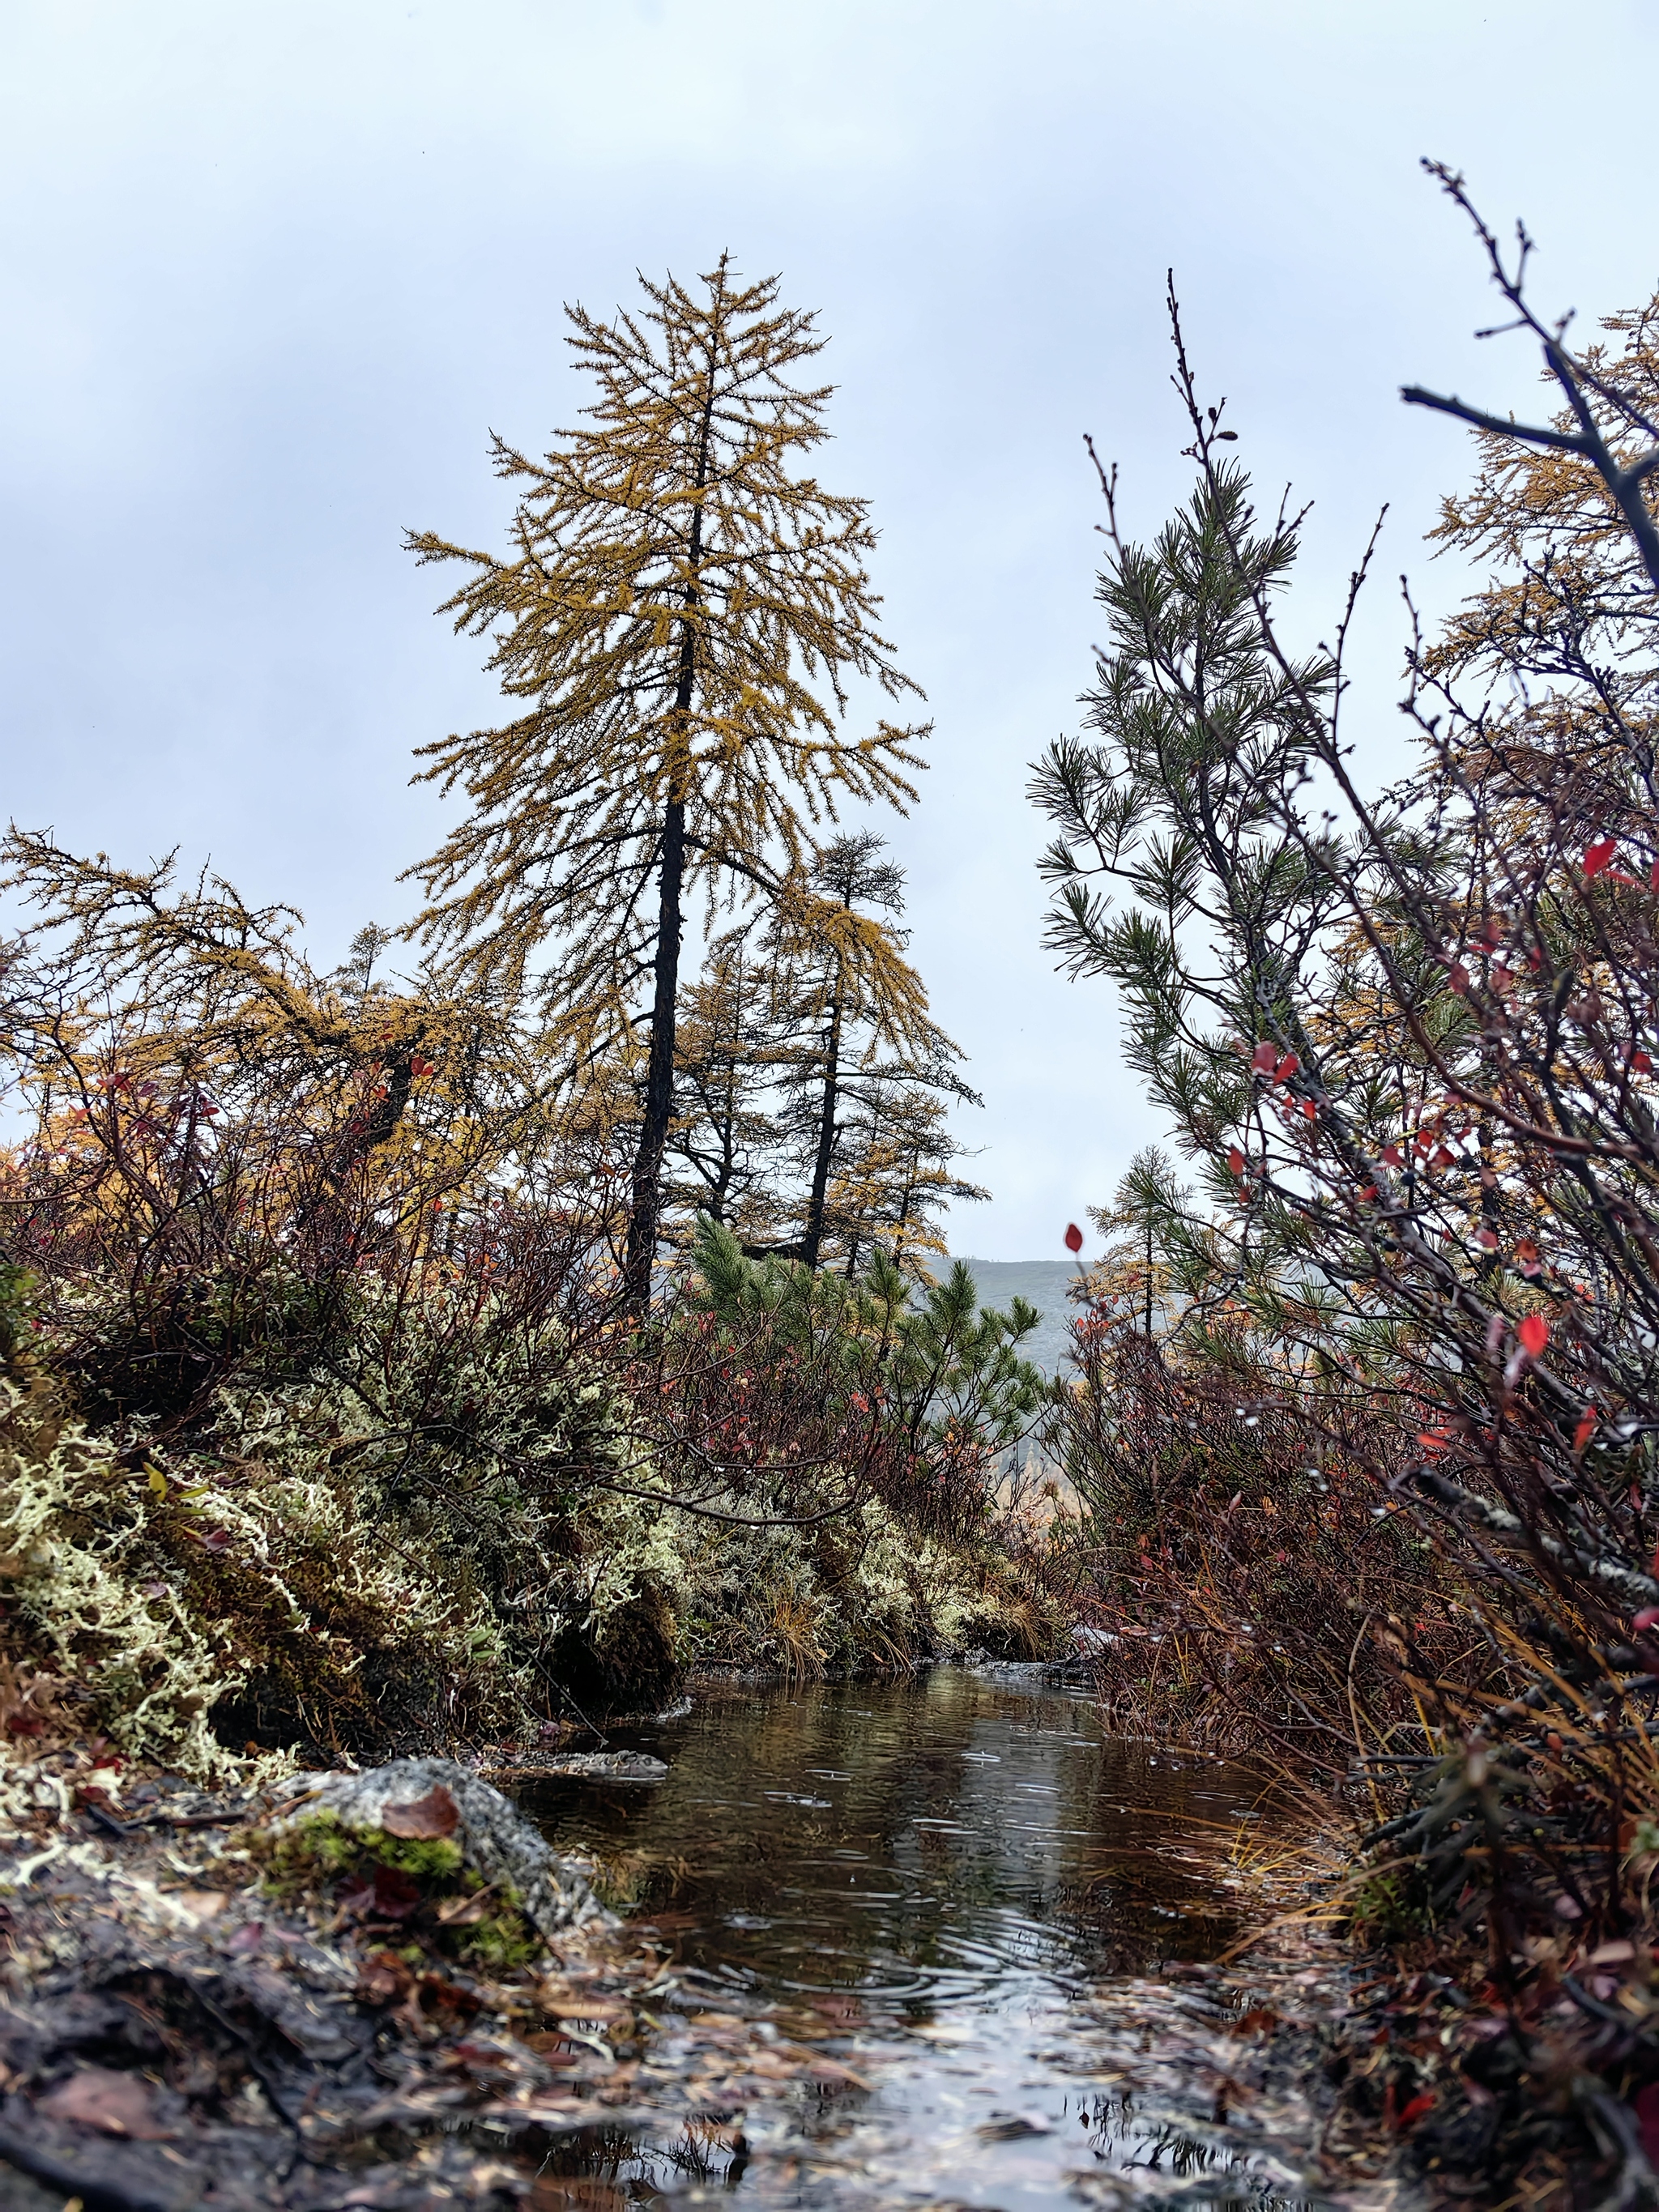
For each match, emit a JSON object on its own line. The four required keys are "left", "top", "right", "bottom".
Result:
{"left": 1396, "top": 2091, "right": 1435, "bottom": 2129}
{"left": 1274, "top": 1052, "right": 1300, "bottom": 1081}
{"left": 339, "top": 1864, "right": 424, "bottom": 1923}
{"left": 1431, "top": 1146, "right": 1456, "bottom": 1170}
{"left": 381, "top": 1785, "right": 459, "bottom": 1840}
{"left": 1301, "top": 1099, "right": 1317, "bottom": 1120}
{"left": 1574, "top": 1411, "right": 1598, "bottom": 1453}
{"left": 1251, "top": 1042, "right": 1277, "bottom": 1073}
{"left": 1227, "top": 1149, "right": 1245, "bottom": 1177}
{"left": 1381, "top": 1144, "right": 1404, "bottom": 1168}
{"left": 1477, "top": 1229, "right": 1499, "bottom": 1251}
{"left": 1584, "top": 837, "right": 1618, "bottom": 878}
{"left": 1064, "top": 1222, "right": 1083, "bottom": 1254}
{"left": 1517, "top": 1315, "right": 1549, "bottom": 1357}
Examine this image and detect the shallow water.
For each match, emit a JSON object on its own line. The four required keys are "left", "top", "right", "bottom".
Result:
{"left": 514, "top": 1667, "right": 1285, "bottom": 2209}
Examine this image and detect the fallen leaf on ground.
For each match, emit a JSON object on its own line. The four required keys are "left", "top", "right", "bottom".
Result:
{"left": 357, "top": 1950, "right": 415, "bottom": 2005}
{"left": 381, "top": 1784, "right": 459, "bottom": 1839}
{"left": 520, "top": 2033, "right": 581, "bottom": 2065}
{"left": 172, "top": 1889, "right": 227, "bottom": 1924}
{"left": 339, "top": 1863, "right": 424, "bottom": 1922}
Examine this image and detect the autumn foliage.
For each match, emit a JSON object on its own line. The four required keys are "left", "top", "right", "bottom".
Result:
{"left": 1036, "top": 181, "right": 1659, "bottom": 2194}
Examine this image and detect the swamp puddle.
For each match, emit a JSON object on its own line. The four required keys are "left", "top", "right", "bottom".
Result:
{"left": 512, "top": 1666, "right": 1332, "bottom": 2210}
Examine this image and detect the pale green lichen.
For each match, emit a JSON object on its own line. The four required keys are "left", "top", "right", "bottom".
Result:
{"left": 0, "top": 1314, "right": 1055, "bottom": 1795}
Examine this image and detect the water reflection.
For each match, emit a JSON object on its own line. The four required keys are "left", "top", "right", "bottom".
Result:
{"left": 522, "top": 1666, "right": 1257, "bottom": 2017}
{"left": 509, "top": 1670, "right": 1294, "bottom": 2208}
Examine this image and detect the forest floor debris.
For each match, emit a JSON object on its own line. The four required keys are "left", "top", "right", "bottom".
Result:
{"left": 0, "top": 1741, "right": 902, "bottom": 2209}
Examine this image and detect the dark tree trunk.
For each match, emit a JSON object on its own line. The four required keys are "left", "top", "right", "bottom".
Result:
{"left": 623, "top": 333, "right": 718, "bottom": 1310}
{"left": 625, "top": 795, "right": 689, "bottom": 1306}
{"left": 800, "top": 980, "right": 842, "bottom": 1272}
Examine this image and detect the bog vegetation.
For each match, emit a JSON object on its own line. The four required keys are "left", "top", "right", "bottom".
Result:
{"left": 1035, "top": 168, "right": 1659, "bottom": 2193}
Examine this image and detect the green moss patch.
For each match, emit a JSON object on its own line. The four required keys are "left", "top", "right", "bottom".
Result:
{"left": 250, "top": 1809, "right": 540, "bottom": 1971}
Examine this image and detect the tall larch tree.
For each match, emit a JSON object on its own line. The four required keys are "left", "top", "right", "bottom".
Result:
{"left": 828, "top": 1080, "right": 988, "bottom": 1281}
{"left": 403, "top": 258, "right": 928, "bottom": 1305}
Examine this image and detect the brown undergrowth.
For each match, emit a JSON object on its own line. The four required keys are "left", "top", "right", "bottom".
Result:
{"left": 1047, "top": 1309, "right": 1659, "bottom": 2201}
{"left": 1049, "top": 1323, "right": 1490, "bottom": 1771}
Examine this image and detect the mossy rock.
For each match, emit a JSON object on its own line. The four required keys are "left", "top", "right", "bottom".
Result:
{"left": 261, "top": 1757, "right": 607, "bottom": 1946}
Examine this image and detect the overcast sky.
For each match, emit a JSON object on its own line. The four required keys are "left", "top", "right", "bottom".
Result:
{"left": 2, "top": 0, "right": 1655, "bottom": 1258}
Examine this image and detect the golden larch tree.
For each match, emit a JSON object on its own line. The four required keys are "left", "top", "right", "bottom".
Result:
{"left": 404, "top": 256, "right": 928, "bottom": 1302}
{"left": 661, "top": 926, "right": 784, "bottom": 1250}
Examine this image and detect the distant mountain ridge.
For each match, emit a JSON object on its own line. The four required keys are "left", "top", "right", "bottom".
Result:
{"left": 941, "top": 1257, "right": 1084, "bottom": 1379}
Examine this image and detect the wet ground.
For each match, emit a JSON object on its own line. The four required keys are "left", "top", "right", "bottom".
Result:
{"left": 513, "top": 1665, "right": 1304, "bottom": 2209}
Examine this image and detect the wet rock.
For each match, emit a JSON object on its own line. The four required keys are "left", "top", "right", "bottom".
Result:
{"left": 0, "top": 2099, "right": 203, "bottom": 2212}
{"left": 266, "top": 1756, "right": 608, "bottom": 1939}
{"left": 485, "top": 1750, "right": 669, "bottom": 1784}
{"left": 535, "top": 1750, "right": 669, "bottom": 1782}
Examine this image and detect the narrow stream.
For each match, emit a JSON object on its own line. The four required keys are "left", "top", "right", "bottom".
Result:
{"left": 513, "top": 1665, "right": 1279, "bottom": 2209}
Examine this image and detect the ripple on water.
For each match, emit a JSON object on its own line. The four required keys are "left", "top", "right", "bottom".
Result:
{"left": 517, "top": 1668, "right": 1273, "bottom": 2208}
